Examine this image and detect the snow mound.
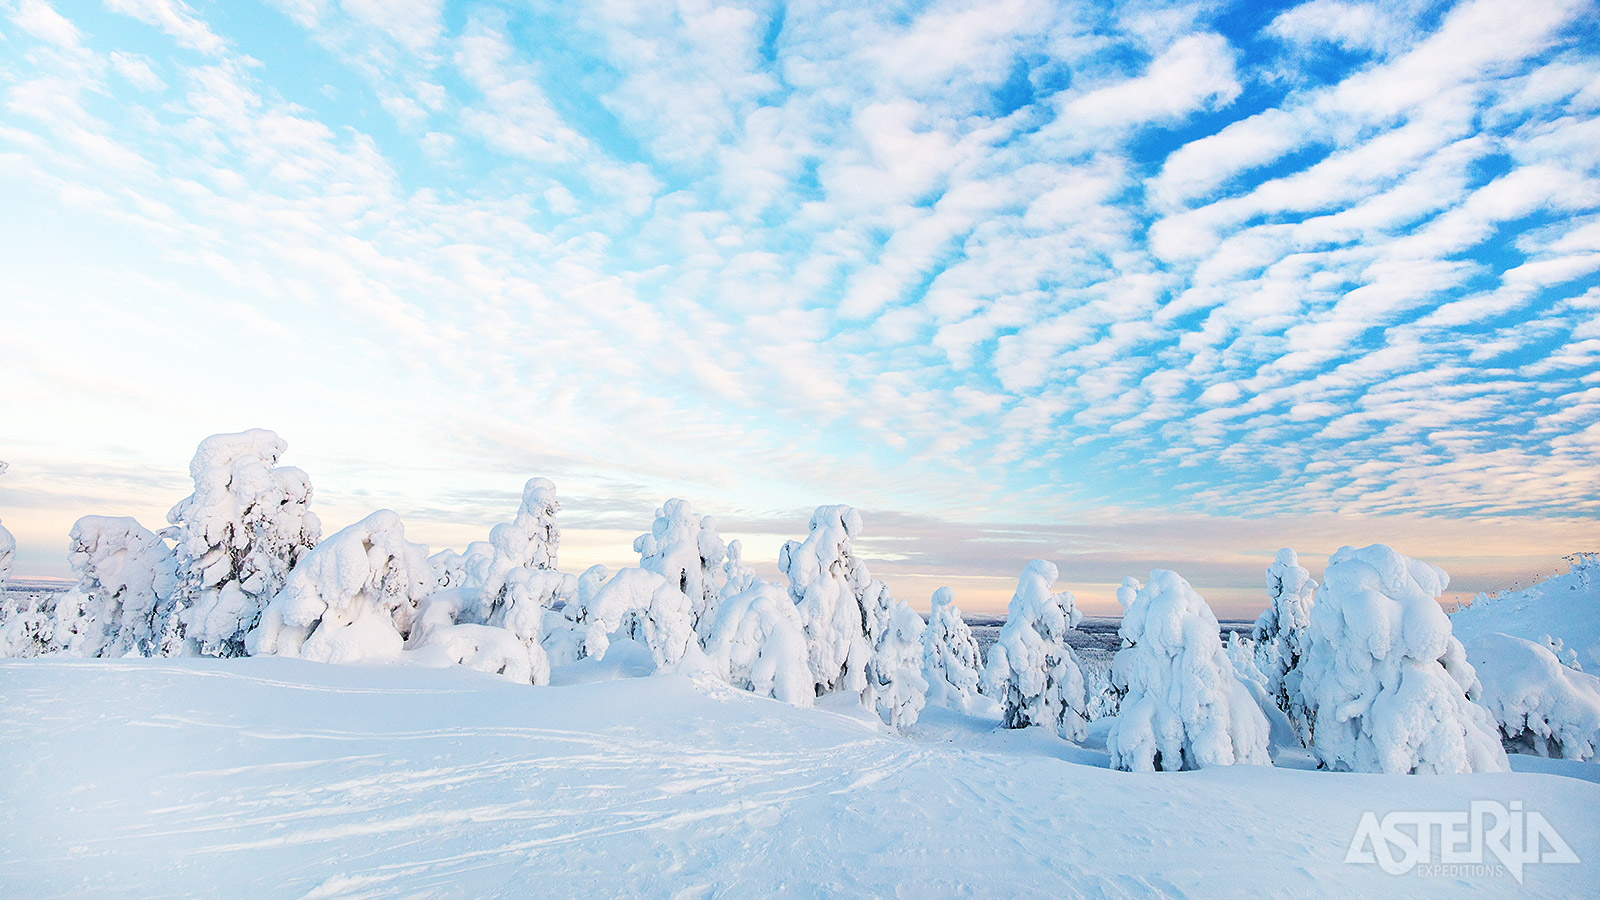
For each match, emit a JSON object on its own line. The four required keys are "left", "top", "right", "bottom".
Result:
{"left": 1107, "top": 569, "right": 1270, "bottom": 771}
{"left": 1299, "top": 544, "right": 1508, "bottom": 774}
{"left": 1467, "top": 632, "right": 1600, "bottom": 762}
{"left": 1452, "top": 553, "right": 1600, "bottom": 671}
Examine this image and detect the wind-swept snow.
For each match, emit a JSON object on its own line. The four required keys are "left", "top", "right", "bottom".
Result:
{"left": 2, "top": 657, "right": 1595, "bottom": 900}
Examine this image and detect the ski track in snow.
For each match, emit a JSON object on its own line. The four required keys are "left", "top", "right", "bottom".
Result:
{"left": 2, "top": 657, "right": 1596, "bottom": 899}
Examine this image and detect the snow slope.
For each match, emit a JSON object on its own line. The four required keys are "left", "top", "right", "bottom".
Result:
{"left": 2, "top": 657, "right": 1596, "bottom": 899}
{"left": 1452, "top": 555, "right": 1600, "bottom": 670}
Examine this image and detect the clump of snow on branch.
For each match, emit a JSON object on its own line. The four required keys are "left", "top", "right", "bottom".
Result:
{"left": 165, "top": 430, "right": 320, "bottom": 657}
{"left": 543, "top": 566, "right": 694, "bottom": 669}
{"left": 248, "top": 510, "right": 431, "bottom": 665}
{"left": 704, "top": 548, "right": 813, "bottom": 707}
{"left": 779, "top": 505, "right": 875, "bottom": 696}
{"left": 1252, "top": 548, "right": 1317, "bottom": 743}
{"left": 1107, "top": 570, "right": 1271, "bottom": 772}
{"left": 635, "top": 499, "right": 726, "bottom": 642}
{"left": 1467, "top": 632, "right": 1600, "bottom": 762}
{"left": 922, "top": 588, "right": 992, "bottom": 716}
{"left": 51, "top": 516, "right": 174, "bottom": 658}
{"left": 984, "top": 560, "right": 1089, "bottom": 741}
{"left": 1298, "top": 544, "right": 1507, "bottom": 774}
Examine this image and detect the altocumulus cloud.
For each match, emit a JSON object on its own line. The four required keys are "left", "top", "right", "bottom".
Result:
{"left": 0, "top": 0, "right": 1596, "bottom": 616}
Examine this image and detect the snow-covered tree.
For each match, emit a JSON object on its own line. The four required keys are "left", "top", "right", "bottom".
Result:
{"left": 865, "top": 593, "right": 927, "bottom": 729}
{"left": 1298, "top": 544, "right": 1508, "bottom": 774}
{"left": 0, "top": 461, "right": 12, "bottom": 589}
{"left": 1251, "top": 548, "right": 1317, "bottom": 741}
{"left": 704, "top": 576, "right": 814, "bottom": 707}
{"left": 984, "top": 560, "right": 1089, "bottom": 741}
{"left": 166, "top": 430, "right": 320, "bottom": 657}
{"left": 779, "top": 505, "right": 876, "bottom": 696}
{"left": 635, "top": 499, "right": 726, "bottom": 642}
{"left": 248, "top": 510, "right": 431, "bottom": 665}
{"left": 0, "top": 591, "right": 61, "bottom": 658}
{"left": 1467, "top": 632, "right": 1600, "bottom": 761}
{"left": 428, "top": 548, "right": 467, "bottom": 590}
{"left": 543, "top": 566, "right": 694, "bottom": 669}
{"left": 474, "top": 477, "right": 563, "bottom": 623}
{"left": 50, "top": 516, "right": 174, "bottom": 658}
{"left": 1107, "top": 570, "right": 1271, "bottom": 772}
{"left": 922, "top": 588, "right": 989, "bottom": 715}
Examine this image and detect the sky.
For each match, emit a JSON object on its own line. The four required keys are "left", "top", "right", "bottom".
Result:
{"left": 1, "top": 0, "right": 1597, "bottom": 618}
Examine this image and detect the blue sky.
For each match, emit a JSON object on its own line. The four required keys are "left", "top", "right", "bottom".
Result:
{"left": 1, "top": 0, "right": 1597, "bottom": 616}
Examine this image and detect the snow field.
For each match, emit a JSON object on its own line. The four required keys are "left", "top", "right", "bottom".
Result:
{"left": 4, "top": 656, "right": 1597, "bottom": 900}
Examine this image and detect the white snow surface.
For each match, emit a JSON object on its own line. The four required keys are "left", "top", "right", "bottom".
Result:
{"left": 1107, "top": 570, "right": 1270, "bottom": 772}
{"left": 1468, "top": 632, "right": 1600, "bottom": 762}
{"left": 3, "top": 656, "right": 1596, "bottom": 899}
{"left": 1300, "top": 544, "right": 1508, "bottom": 775}
{"left": 1452, "top": 554, "right": 1600, "bottom": 671}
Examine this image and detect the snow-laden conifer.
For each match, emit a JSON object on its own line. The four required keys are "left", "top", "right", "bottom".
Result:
{"left": 166, "top": 430, "right": 320, "bottom": 656}
{"left": 778, "top": 505, "right": 875, "bottom": 695}
{"left": 1107, "top": 570, "right": 1271, "bottom": 771}
{"left": 635, "top": 499, "right": 726, "bottom": 642}
{"left": 865, "top": 593, "right": 927, "bottom": 729}
{"left": 248, "top": 510, "right": 431, "bottom": 664}
{"left": 1467, "top": 632, "right": 1600, "bottom": 761}
{"left": 1252, "top": 548, "right": 1316, "bottom": 741}
{"left": 705, "top": 565, "right": 814, "bottom": 707}
{"left": 1298, "top": 544, "right": 1508, "bottom": 774}
{"left": 922, "top": 588, "right": 990, "bottom": 715}
{"left": 984, "top": 560, "right": 1088, "bottom": 740}
{"left": 51, "top": 516, "right": 174, "bottom": 658}
{"left": 543, "top": 566, "right": 694, "bottom": 668}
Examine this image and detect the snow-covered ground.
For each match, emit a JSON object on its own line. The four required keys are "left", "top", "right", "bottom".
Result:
{"left": 3, "top": 652, "right": 1595, "bottom": 899}
{"left": 1452, "top": 554, "right": 1600, "bottom": 670}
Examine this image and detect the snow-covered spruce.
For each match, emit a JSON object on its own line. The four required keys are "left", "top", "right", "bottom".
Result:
{"left": 248, "top": 510, "right": 432, "bottom": 665}
{"left": 704, "top": 575, "right": 814, "bottom": 707}
{"left": 922, "top": 588, "right": 991, "bottom": 716}
{"left": 542, "top": 566, "right": 694, "bottom": 669}
{"left": 0, "top": 461, "right": 12, "bottom": 589}
{"left": 778, "top": 505, "right": 876, "bottom": 696}
{"left": 1298, "top": 544, "right": 1507, "bottom": 774}
{"left": 50, "top": 516, "right": 175, "bottom": 658}
{"left": 165, "top": 430, "right": 320, "bottom": 657}
{"left": 635, "top": 499, "right": 726, "bottom": 642}
{"left": 1466, "top": 632, "right": 1600, "bottom": 762}
{"left": 1251, "top": 548, "right": 1317, "bottom": 742}
{"left": 1106, "top": 570, "right": 1271, "bottom": 772}
{"left": 984, "top": 560, "right": 1089, "bottom": 741}
{"left": 474, "top": 477, "right": 564, "bottom": 624}
{"left": 865, "top": 591, "right": 928, "bottom": 729}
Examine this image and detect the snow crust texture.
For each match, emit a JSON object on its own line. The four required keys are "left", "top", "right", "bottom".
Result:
{"left": 1299, "top": 544, "right": 1508, "bottom": 775}
{"left": 1107, "top": 570, "right": 1270, "bottom": 771}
